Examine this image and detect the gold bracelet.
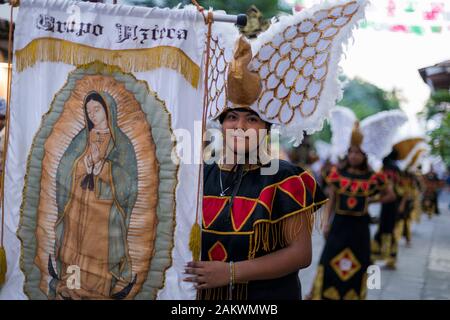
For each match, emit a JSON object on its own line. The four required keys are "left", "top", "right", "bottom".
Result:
{"left": 228, "top": 261, "right": 234, "bottom": 300}
{"left": 231, "top": 261, "right": 236, "bottom": 287}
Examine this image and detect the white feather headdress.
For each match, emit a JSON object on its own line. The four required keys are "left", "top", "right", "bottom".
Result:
{"left": 330, "top": 106, "right": 357, "bottom": 160}
{"left": 329, "top": 106, "right": 408, "bottom": 170}
{"left": 359, "top": 109, "right": 410, "bottom": 160}
{"left": 391, "top": 120, "right": 429, "bottom": 171}
{"left": 397, "top": 141, "right": 430, "bottom": 171}
{"left": 206, "top": 0, "right": 368, "bottom": 146}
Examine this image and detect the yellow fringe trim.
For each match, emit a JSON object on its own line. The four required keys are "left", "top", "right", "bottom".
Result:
{"left": 360, "top": 273, "right": 368, "bottom": 300}
{"left": 249, "top": 207, "right": 319, "bottom": 259}
{"left": 344, "top": 289, "right": 359, "bottom": 300}
{"left": 189, "top": 222, "right": 202, "bottom": 262}
{"left": 371, "top": 238, "right": 381, "bottom": 255}
{"left": 15, "top": 37, "right": 200, "bottom": 88}
{"left": 196, "top": 205, "right": 324, "bottom": 300}
{"left": 198, "top": 283, "right": 248, "bottom": 300}
{"left": 311, "top": 265, "right": 324, "bottom": 300}
{"left": 0, "top": 246, "right": 6, "bottom": 286}
{"left": 323, "top": 286, "right": 340, "bottom": 300}
{"left": 380, "top": 234, "right": 392, "bottom": 259}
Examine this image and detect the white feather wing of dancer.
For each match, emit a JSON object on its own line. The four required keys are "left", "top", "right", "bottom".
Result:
{"left": 206, "top": 19, "right": 240, "bottom": 120}
{"left": 206, "top": 0, "right": 368, "bottom": 146}
{"left": 248, "top": 0, "right": 368, "bottom": 145}
{"left": 360, "top": 110, "right": 408, "bottom": 160}
{"left": 329, "top": 106, "right": 357, "bottom": 160}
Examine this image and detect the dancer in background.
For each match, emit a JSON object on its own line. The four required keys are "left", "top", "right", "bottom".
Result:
{"left": 310, "top": 107, "right": 406, "bottom": 300}
{"left": 371, "top": 151, "right": 402, "bottom": 269}
{"left": 394, "top": 170, "right": 415, "bottom": 247}
{"left": 184, "top": 0, "right": 369, "bottom": 300}
{"left": 421, "top": 167, "right": 443, "bottom": 218}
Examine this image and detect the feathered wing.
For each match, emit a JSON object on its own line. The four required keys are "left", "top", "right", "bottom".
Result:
{"left": 360, "top": 110, "right": 408, "bottom": 161}
{"left": 329, "top": 106, "right": 357, "bottom": 160}
{"left": 391, "top": 120, "right": 427, "bottom": 157}
{"left": 249, "top": 0, "right": 368, "bottom": 145}
{"left": 206, "top": 19, "right": 240, "bottom": 120}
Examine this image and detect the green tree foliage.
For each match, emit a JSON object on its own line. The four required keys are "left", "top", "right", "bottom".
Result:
{"left": 422, "top": 90, "right": 450, "bottom": 167}
{"left": 339, "top": 76, "right": 401, "bottom": 118}
{"left": 429, "top": 113, "right": 450, "bottom": 167}
{"left": 423, "top": 90, "right": 450, "bottom": 119}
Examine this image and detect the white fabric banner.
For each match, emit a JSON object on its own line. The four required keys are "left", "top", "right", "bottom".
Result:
{"left": 1, "top": 0, "right": 206, "bottom": 300}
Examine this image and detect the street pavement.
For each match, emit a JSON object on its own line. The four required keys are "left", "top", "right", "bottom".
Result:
{"left": 300, "top": 189, "right": 450, "bottom": 300}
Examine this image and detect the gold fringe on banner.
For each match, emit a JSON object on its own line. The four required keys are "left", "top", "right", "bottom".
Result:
{"left": 15, "top": 37, "right": 200, "bottom": 88}
{"left": 0, "top": 247, "right": 6, "bottom": 285}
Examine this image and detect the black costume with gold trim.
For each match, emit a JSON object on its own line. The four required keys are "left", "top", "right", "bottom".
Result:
{"left": 372, "top": 162, "right": 401, "bottom": 266}
{"left": 393, "top": 171, "right": 415, "bottom": 246}
{"left": 411, "top": 174, "right": 422, "bottom": 223}
{"left": 312, "top": 166, "right": 387, "bottom": 300}
{"left": 198, "top": 160, "right": 327, "bottom": 300}
{"left": 421, "top": 172, "right": 441, "bottom": 217}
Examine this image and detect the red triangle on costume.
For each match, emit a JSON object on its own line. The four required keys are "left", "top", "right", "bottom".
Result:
{"left": 258, "top": 185, "right": 276, "bottom": 213}
{"left": 203, "top": 197, "right": 228, "bottom": 228}
{"left": 378, "top": 172, "right": 387, "bottom": 183}
{"left": 279, "top": 176, "right": 306, "bottom": 207}
{"left": 328, "top": 168, "right": 340, "bottom": 181}
{"left": 301, "top": 172, "right": 316, "bottom": 194}
{"left": 340, "top": 178, "right": 350, "bottom": 190}
{"left": 350, "top": 180, "right": 360, "bottom": 193}
{"left": 361, "top": 181, "right": 369, "bottom": 192}
{"left": 231, "top": 197, "right": 258, "bottom": 231}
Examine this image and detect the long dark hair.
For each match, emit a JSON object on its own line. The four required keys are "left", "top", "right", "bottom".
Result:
{"left": 83, "top": 91, "right": 109, "bottom": 131}
{"left": 383, "top": 149, "right": 398, "bottom": 169}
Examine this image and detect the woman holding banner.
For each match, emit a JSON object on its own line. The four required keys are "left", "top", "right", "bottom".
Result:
{"left": 184, "top": 0, "right": 369, "bottom": 300}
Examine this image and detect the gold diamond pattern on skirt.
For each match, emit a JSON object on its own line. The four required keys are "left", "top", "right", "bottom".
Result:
{"left": 330, "top": 247, "right": 361, "bottom": 281}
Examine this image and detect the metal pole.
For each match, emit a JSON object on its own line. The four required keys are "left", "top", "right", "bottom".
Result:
{"left": 212, "top": 13, "right": 247, "bottom": 27}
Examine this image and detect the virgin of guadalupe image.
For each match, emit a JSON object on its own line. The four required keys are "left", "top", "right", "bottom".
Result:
{"left": 50, "top": 91, "right": 138, "bottom": 300}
